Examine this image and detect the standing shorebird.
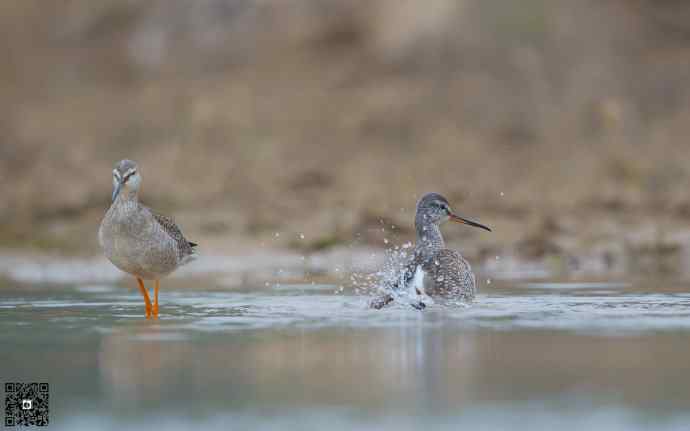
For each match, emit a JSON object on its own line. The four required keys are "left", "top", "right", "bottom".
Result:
{"left": 371, "top": 192, "right": 491, "bottom": 310}
{"left": 99, "top": 160, "right": 197, "bottom": 319}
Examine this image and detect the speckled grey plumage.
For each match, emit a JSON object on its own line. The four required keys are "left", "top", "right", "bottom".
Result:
{"left": 98, "top": 160, "right": 196, "bottom": 281}
{"left": 371, "top": 193, "right": 489, "bottom": 309}
{"left": 411, "top": 248, "right": 476, "bottom": 300}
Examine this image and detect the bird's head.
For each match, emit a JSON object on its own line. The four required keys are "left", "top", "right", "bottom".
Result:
{"left": 416, "top": 192, "right": 491, "bottom": 232}
{"left": 111, "top": 159, "right": 141, "bottom": 202}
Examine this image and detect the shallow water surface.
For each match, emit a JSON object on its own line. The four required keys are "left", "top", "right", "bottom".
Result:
{"left": 2, "top": 275, "right": 690, "bottom": 430}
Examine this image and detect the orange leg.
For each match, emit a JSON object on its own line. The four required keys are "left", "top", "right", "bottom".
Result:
{"left": 153, "top": 279, "right": 160, "bottom": 319}
{"left": 136, "top": 277, "right": 152, "bottom": 319}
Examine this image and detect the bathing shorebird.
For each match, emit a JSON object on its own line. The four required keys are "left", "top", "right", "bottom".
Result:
{"left": 99, "top": 160, "right": 197, "bottom": 319}
{"left": 371, "top": 192, "right": 491, "bottom": 310}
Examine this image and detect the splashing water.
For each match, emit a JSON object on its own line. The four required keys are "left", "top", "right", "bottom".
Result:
{"left": 349, "top": 242, "right": 415, "bottom": 301}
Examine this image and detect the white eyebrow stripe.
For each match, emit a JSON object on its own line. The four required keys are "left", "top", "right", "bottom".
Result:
{"left": 113, "top": 170, "right": 121, "bottom": 179}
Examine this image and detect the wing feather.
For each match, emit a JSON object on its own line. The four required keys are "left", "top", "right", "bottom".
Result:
{"left": 422, "top": 249, "right": 476, "bottom": 301}
{"left": 151, "top": 211, "right": 196, "bottom": 259}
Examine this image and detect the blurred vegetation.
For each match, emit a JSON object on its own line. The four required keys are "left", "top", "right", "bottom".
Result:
{"left": 2, "top": 0, "right": 690, "bottom": 258}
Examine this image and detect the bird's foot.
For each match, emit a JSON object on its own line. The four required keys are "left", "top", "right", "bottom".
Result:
{"left": 370, "top": 294, "right": 395, "bottom": 310}
{"left": 152, "top": 280, "right": 160, "bottom": 319}
{"left": 410, "top": 301, "right": 426, "bottom": 311}
{"left": 137, "top": 277, "right": 154, "bottom": 320}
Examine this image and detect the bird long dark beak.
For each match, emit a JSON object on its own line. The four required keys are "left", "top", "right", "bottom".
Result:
{"left": 449, "top": 212, "right": 492, "bottom": 232}
{"left": 112, "top": 181, "right": 122, "bottom": 202}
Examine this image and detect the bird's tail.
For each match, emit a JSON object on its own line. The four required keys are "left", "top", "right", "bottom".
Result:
{"left": 180, "top": 242, "right": 199, "bottom": 266}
